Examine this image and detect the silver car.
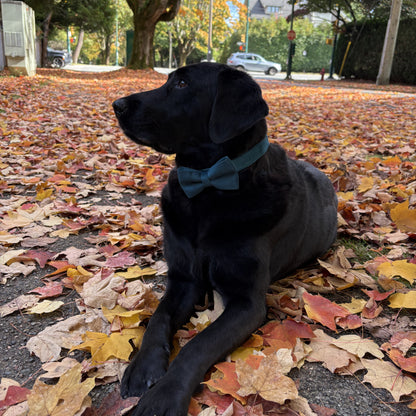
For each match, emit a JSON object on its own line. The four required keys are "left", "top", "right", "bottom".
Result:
{"left": 227, "top": 53, "right": 282, "bottom": 75}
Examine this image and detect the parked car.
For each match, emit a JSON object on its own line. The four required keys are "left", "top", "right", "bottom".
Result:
{"left": 227, "top": 53, "right": 281, "bottom": 75}
{"left": 47, "top": 47, "right": 72, "bottom": 68}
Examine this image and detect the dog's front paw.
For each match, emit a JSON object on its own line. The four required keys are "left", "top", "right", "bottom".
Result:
{"left": 121, "top": 348, "right": 168, "bottom": 398}
{"left": 130, "top": 380, "right": 190, "bottom": 416}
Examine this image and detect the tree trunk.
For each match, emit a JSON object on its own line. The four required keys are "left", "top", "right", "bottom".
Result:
{"left": 41, "top": 11, "right": 53, "bottom": 67}
{"left": 376, "top": 0, "right": 403, "bottom": 85}
{"left": 126, "top": 0, "right": 180, "bottom": 69}
{"left": 104, "top": 34, "right": 112, "bottom": 65}
{"left": 129, "top": 18, "right": 155, "bottom": 68}
{"left": 72, "top": 28, "right": 85, "bottom": 64}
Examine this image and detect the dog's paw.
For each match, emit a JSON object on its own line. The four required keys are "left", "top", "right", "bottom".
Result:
{"left": 130, "top": 380, "right": 190, "bottom": 416}
{"left": 121, "top": 349, "right": 168, "bottom": 398}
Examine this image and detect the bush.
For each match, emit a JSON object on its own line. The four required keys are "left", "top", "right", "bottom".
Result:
{"left": 219, "top": 17, "right": 333, "bottom": 73}
{"left": 334, "top": 18, "right": 416, "bottom": 84}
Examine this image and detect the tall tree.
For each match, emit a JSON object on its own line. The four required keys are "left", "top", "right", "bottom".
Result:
{"left": 125, "top": 0, "right": 181, "bottom": 69}
{"left": 68, "top": 0, "right": 116, "bottom": 64}
{"left": 169, "top": 0, "right": 244, "bottom": 67}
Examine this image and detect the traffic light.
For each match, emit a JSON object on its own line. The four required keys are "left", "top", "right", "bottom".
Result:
{"left": 241, "top": 33, "right": 246, "bottom": 43}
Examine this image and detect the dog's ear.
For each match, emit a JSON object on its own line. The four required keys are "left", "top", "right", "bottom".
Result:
{"left": 208, "top": 68, "right": 269, "bottom": 143}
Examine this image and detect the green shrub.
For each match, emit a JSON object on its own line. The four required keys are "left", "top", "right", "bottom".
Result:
{"left": 335, "top": 18, "right": 416, "bottom": 84}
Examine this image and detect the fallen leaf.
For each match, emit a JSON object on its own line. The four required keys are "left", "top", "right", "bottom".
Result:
{"left": 332, "top": 334, "right": 384, "bottom": 359}
{"left": 303, "top": 292, "right": 350, "bottom": 331}
{"left": 27, "top": 363, "right": 95, "bottom": 416}
{"left": 362, "top": 358, "right": 416, "bottom": 401}
{"left": 26, "top": 300, "right": 64, "bottom": 314}
{"left": 236, "top": 353, "right": 298, "bottom": 404}
{"left": 388, "top": 291, "right": 416, "bottom": 309}
{"left": 390, "top": 200, "right": 416, "bottom": 232}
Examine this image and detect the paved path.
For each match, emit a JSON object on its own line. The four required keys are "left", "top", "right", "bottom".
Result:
{"left": 64, "top": 63, "right": 334, "bottom": 82}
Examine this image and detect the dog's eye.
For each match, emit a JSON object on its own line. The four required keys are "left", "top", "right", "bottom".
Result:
{"left": 175, "top": 80, "right": 188, "bottom": 89}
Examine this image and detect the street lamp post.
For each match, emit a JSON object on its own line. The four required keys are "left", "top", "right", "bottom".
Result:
{"left": 245, "top": 0, "right": 249, "bottom": 52}
{"left": 207, "top": 0, "right": 213, "bottom": 61}
{"left": 115, "top": 0, "right": 119, "bottom": 66}
{"left": 285, "top": 0, "right": 295, "bottom": 80}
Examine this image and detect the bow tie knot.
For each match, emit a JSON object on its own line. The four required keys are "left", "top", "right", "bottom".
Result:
{"left": 178, "top": 156, "right": 239, "bottom": 198}
{"left": 177, "top": 136, "right": 269, "bottom": 198}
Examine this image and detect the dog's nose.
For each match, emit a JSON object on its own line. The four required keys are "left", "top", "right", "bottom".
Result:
{"left": 113, "top": 98, "right": 128, "bottom": 117}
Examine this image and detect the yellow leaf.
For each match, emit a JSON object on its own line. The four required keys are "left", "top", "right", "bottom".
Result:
{"left": 340, "top": 298, "right": 367, "bottom": 314}
{"left": 390, "top": 200, "right": 416, "bottom": 233}
{"left": 27, "top": 300, "right": 64, "bottom": 314}
{"left": 27, "top": 363, "right": 95, "bottom": 416}
{"left": 377, "top": 260, "right": 416, "bottom": 284}
{"left": 388, "top": 291, "right": 416, "bottom": 309}
{"left": 115, "top": 265, "right": 157, "bottom": 280}
{"left": 71, "top": 328, "right": 144, "bottom": 363}
{"left": 337, "top": 191, "right": 354, "bottom": 201}
{"left": 36, "top": 188, "right": 53, "bottom": 201}
{"left": 357, "top": 176, "right": 374, "bottom": 193}
{"left": 102, "top": 305, "right": 149, "bottom": 329}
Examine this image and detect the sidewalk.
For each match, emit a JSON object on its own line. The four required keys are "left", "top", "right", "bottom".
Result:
{"left": 64, "top": 63, "right": 333, "bottom": 81}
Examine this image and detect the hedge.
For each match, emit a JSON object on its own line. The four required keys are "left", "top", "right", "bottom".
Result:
{"left": 334, "top": 18, "right": 416, "bottom": 85}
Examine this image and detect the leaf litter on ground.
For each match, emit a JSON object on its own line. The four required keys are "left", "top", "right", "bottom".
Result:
{"left": 1, "top": 68, "right": 416, "bottom": 415}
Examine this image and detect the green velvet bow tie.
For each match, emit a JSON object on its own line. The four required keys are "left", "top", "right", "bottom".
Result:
{"left": 177, "top": 136, "right": 269, "bottom": 198}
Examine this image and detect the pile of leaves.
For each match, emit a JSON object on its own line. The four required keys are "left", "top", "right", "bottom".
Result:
{"left": 0, "top": 68, "right": 415, "bottom": 416}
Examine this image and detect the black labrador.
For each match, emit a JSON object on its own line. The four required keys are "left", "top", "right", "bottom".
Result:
{"left": 113, "top": 62, "right": 338, "bottom": 416}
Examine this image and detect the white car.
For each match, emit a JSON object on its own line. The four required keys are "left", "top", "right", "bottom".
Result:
{"left": 227, "top": 53, "right": 282, "bottom": 75}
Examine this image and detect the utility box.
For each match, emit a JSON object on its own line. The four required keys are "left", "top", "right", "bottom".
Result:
{"left": 1, "top": 0, "right": 36, "bottom": 76}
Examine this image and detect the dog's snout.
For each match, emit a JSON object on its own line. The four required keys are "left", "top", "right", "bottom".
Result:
{"left": 113, "top": 98, "right": 128, "bottom": 117}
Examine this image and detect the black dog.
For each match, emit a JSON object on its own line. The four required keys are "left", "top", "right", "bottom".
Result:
{"left": 113, "top": 63, "right": 338, "bottom": 416}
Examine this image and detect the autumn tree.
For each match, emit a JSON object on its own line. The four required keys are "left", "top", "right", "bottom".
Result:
{"left": 125, "top": 0, "right": 181, "bottom": 69}
{"left": 166, "top": 0, "right": 245, "bottom": 67}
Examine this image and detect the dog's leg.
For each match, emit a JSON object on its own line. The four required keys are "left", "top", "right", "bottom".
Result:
{"left": 121, "top": 275, "right": 202, "bottom": 398}
{"left": 130, "top": 259, "right": 269, "bottom": 416}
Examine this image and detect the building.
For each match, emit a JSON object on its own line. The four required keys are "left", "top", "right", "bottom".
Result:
{"left": 248, "top": 0, "right": 333, "bottom": 26}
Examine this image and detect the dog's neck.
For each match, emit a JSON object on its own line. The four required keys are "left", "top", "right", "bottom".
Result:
{"left": 175, "top": 122, "right": 268, "bottom": 170}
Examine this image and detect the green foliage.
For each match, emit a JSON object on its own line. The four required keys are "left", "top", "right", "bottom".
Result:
{"left": 219, "top": 17, "right": 332, "bottom": 72}
{"left": 334, "top": 18, "right": 416, "bottom": 84}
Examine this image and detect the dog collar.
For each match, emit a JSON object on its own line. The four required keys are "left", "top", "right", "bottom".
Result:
{"left": 177, "top": 136, "right": 269, "bottom": 198}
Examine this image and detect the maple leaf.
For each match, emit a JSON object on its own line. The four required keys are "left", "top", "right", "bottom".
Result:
{"left": 381, "top": 343, "right": 416, "bottom": 373}
{"left": 0, "top": 385, "right": 30, "bottom": 411}
{"left": 302, "top": 292, "right": 350, "bottom": 331}
{"left": 388, "top": 291, "right": 416, "bottom": 309}
{"left": 377, "top": 259, "right": 416, "bottom": 284}
{"left": 236, "top": 353, "right": 298, "bottom": 404}
{"left": 260, "top": 319, "right": 315, "bottom": 350}
{"left": 27, "top": 363, "right": 95, "bottom": 416}
{"left": 26, "top": 310, "right": 109, "bottom": 362}
{"left": 390, "top": 200, "right": 416, "bottom": 233}
{"left": 204, "top": 362, "right": 245, "bottom": 403}
{"left": 306, "top": 330, "right": 357, "bottom": 373}
{"left": 331, "top": 334, "right": 384, "bottom": 359}
{"left": 362, "top": 358, "right": 416, "bottom": 401}
{"left": 71, "top": 328, "right": 144, "bottom": 363}
{"left": 29, "top": 281, "right": 63, "bottom": 299}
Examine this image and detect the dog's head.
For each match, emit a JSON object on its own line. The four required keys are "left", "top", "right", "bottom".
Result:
{"left": 113, "top": 63, "right": 268, "bottom": 156}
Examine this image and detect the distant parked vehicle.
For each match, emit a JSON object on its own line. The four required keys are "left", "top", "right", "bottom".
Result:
{"left": 47, "top": 47, "right": 72, "bottom": 68}
{"left": 227, "top": 53, "right": 281, "bottom": 75}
